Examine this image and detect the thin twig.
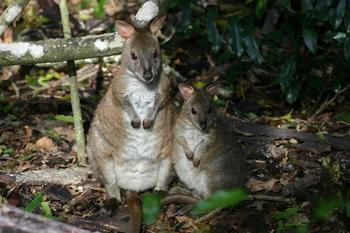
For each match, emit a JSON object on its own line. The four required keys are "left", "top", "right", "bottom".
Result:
{"left": 59, "top": 0, "right": 87, "bottom": 165}
{"left": 195, "top": 208, "right": 223, "bottom": 223}
{"left": 248, "top": 194, "right": 294, "bottom": 203}
{"left": 309, "top": 83, "right": 350, "bottom": 121}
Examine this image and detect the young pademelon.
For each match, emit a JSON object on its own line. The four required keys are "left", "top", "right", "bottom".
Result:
{"left": 173, "top": 83, "right": 246, "bottom": 198}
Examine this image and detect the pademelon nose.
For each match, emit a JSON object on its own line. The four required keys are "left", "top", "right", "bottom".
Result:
{"left": 144, "top": 70, "right": 153, "bottom": 81}
{"left": 200, "top": 121, "right": 208, "bottom": 130}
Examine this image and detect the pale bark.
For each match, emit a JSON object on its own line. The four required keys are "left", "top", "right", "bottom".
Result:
{"left": 0, "top": 0, "right": 168, "bottom": 67}
{"left": 0, "top": 33, "right": 124, "bottom": 66}
{"left": 0, "top": 0, "right": 29, "bottom": 36}
{"left": 0, "top": 205, "right": 93, "bottom": 233}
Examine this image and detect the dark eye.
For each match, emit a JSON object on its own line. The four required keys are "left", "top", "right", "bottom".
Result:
{"left": 131, "top": 52, "right": 137, "bottom": 60}
{"left": 208, "top": 108, "right": 212, "bottom": 114}
{"left": 153, "top": 50, "right": 158, "bottom": 58}
{"left": 191, "top": 107, "right": 197, "bottom": 115}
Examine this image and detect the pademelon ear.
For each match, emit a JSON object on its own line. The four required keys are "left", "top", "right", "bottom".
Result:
{"left": 149, "top": 16, "right": 165, "bottom": 35}
{"left": 115, "top": 20, "right": 135, "bottom": 39}
{"left": 178, "top": 83, "right": 194, "bottom": 100}
{"left": 205, "top": 81, "right": 219, "bottom": 96}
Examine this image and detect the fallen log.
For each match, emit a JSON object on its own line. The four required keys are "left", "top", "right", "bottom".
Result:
{"left": 0, "top": 204, "right": 94, "bottom": 233}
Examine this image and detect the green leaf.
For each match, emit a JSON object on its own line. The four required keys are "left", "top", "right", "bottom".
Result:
{"left": 142, "top": 193, "right": 161, "bottom": 225}
{"left": 336, "top": 113, "right": 350, "bottom": 123}
{"left": 273, "top": 207, "right": 301, "bottom": 220}
{"left": 191, "top": 188, "right": 247, "bottom": 215}
{"left": 177, "top": 0, "right": 192, "bottom": 33}
{"left": 344, "top": 37, "right": 350, "bottom": 60}
{"left": 25, "top": 193, "right": 43, "bottom": 213}
{"left": 301, "top": 0, "right": 314, "bottom": 11}
{"left": 94, "top": 0, "right": 107, "bottom": 18}
{"left": 256, "top": 0, "right": 267, "bottom": 20}
{"left": 313, "top": 194, "right": 343, "bottom": 220}
{"left": 333, "top": 0, "right": 346, "bottom": 28}
{"left": 227, "top": 17, "right": 244, "bottom": 56}
{"left": 40, "top": 202, "right": 53, "bottom": 217}
{"left": 206, "top": 6, "right": 222, "bottom": 53}
{"left": 285, "top": 81, "right": 301, "bottom": 104}
{"left": 243, "top": 31, "right": 264, "bottom": 63}
{"left": 54, "top": 115, "right": 74, "bottom": 123}
{"left": 303, "top": 25, "right": 317, "bottom": 53}
{"left": 279, "top": 58, "right": 296, "bottom": 92}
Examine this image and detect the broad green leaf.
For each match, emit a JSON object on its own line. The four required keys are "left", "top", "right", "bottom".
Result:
{"left": 25, "top": 193, "right": 43, "bottom": 213}
{"left": 54, "top": 115, "right": 74, "bottom": 123}
{"left": 256, "top": 0, "right": 267, "bottom": 20}
{"left": 279, "top": 58, "right": 296, "bottom": 92}
{"left": 191, "top": 188, "right": 247, "bottom": 215}
{"left": 285, "top": 81, "right": 301, "bottom": 104}
{"left": 301, "top": 0, "right": 314, "bottom": 11}
{"left": 206, "top": 6, "right": 222, "bottom": 53}
{"left": 40, "top": 202, "right": 53, "bottom": 217}
{"left": 333, "top": 0, "right": 346, "bottom": 28}
{"left": 142, "top": 193, "right": 161, "bottom": 225}
{"left": 303, "top": 25, "right": 317, "bottom": 53}
{"left": 227, "top": 17, "right": 244, "bottom": 56}
{"left": 243, "top": 31, "right": 264, "bottom": 64}
{"left": 177, "top": 0, "right": 192, "bottom": 33}
{"left": 344, "top": 37, "right": 350, "bottom": 60}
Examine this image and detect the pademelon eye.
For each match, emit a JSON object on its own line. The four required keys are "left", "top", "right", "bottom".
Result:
{"left": 153, "top": 50, "right": 158, "bottom": 58}
{"left": 208, "top": 108, "right": 212, "bottom": 114}
{"left": 131, "top": 52, "right": 138, "bottom": 60}
{"left": 191, "top": 107, "right": 197, "bottom": 115}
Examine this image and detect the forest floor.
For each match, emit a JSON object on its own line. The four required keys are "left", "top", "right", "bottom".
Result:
{"left": 0, "top": 0, "right": 350, "bottom": 233}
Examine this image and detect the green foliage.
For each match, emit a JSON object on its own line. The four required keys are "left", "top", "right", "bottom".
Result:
{"left": 54, "top": 114, "right": 74, "bottom": 123}
{"left": 191, "top": 188, "right": 248, "bottom": 215}
{"left": 25, "top": 193, "right": 57, "bottom": 220}
{"left": 142, "top": 193, "right": 162, "bottom": 225}
{"left": 94, "top": 0, "right": 107, "bottom": 19}
{"left": 313, "top": 194, "right": 343, "bottom": 220}
{"left": 273, "top": 207, "right": 310, "bottom": 233}
{"left": 25, "top": 192, "right": 44, "bottom": 213}
{"left": 169, "top": 0, "right": 350, "bottom": 104}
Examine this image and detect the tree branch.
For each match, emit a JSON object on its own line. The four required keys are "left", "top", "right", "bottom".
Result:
{"left": 0, "top": 0, "right": 29, "bottom": 36}
{"left": 0, "top": 0, "right": 169, "bottom": 67}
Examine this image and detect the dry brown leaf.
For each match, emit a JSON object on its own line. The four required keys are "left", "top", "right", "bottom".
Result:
{"left": 54, "top": 126, "right": 75, "bottom": 142}
{"left": 246, "top": 177, "right": 277, "bottom": 192}
{"left": 35, "top": 137, "right": 56, "bottom": 151}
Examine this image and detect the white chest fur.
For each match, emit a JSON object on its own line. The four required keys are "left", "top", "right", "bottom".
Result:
{"left": 116, "top": 73, "right": 161, "bottom": 191}
{"left": 174, "top": 122, "right": 211, "bottom": 197}
{"left": 181, "top": 124, "right": 210, "bottom": 153}
{"left": 124, "top": 76, "right": 156, "bottom": 119}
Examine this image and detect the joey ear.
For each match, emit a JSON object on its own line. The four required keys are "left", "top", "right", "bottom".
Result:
{"left": 115, "top": 20, "right": 135, "bottom": 39}
{"left": 149, "top": 16, "right": 165, "bottom": 35}
{"left": 178, "top": 83, "right": 194, "bottom": 100}
{"left": 205, "top": 82, "right": 219, "bottom": 96}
